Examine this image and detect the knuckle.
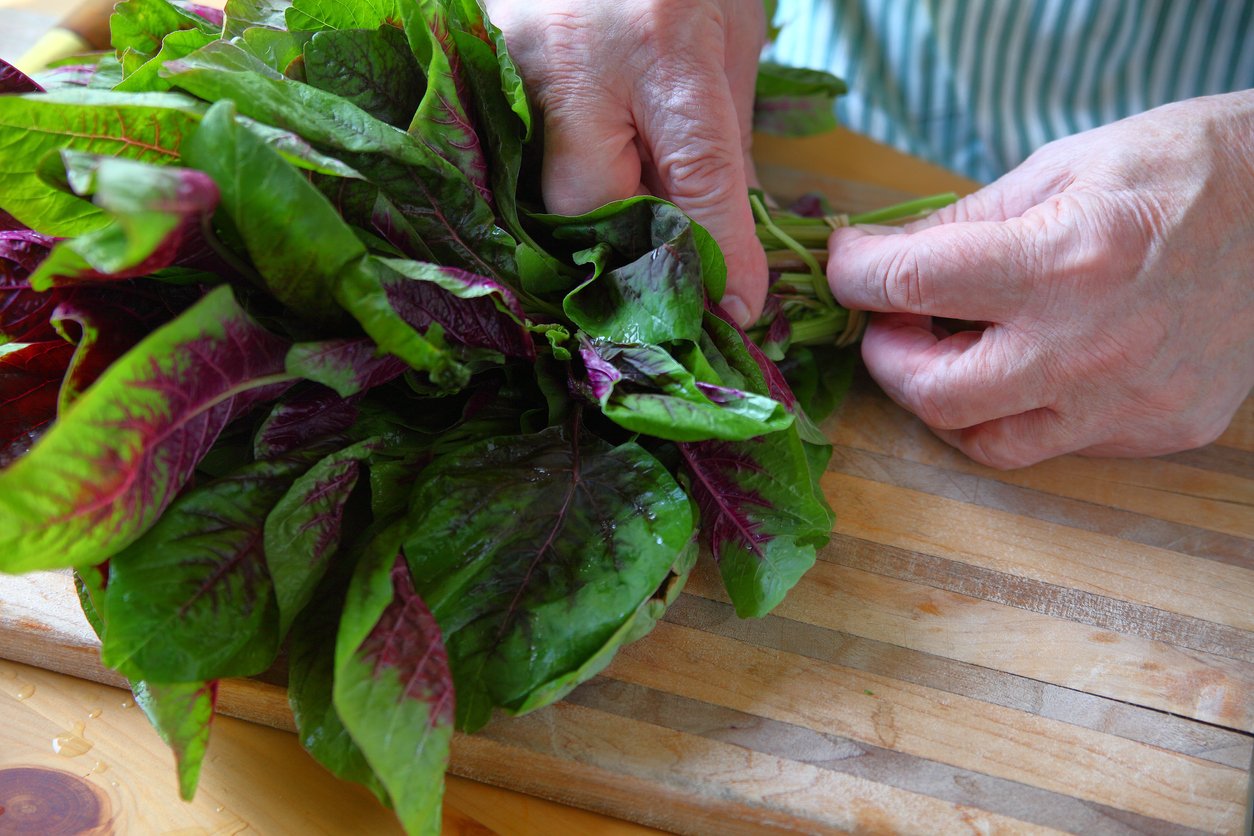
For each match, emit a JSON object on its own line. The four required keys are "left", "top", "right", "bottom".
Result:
{"left": 966, "top": 433, "right": 1039, "bottom": 471}
{"left": 877, "top": 246, "right": 928, "bottom": 312}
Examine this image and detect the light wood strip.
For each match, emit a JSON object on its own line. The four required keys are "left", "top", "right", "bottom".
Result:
{"left": 827, "top": 442, "right": 1253, "bottom": 569}
{"left": 826, "top": 533, "right": 1254, "bottom": 665}
{"left": 565, "top": 676, "right": 1211, "bottom": 835}
{"left": 830, "top": 382, "right": 1254, "bottom": 540}
{"left": 607, "top": 620, "right": 1248, "bottom": 833}
{"left": 684, "top": 559, "right": 1254, "bottom": 732}
{"left": 0, "top": 660, "right": 403, "bottom": 835}
{"left": 458, "top": 701, "right": 1061, "bottom": 836}
{"left": 824, "top": 471, "right": 1254, "bottom": 632}
{"left": 664, "top": 594, "right": 1254, "bottom": 769}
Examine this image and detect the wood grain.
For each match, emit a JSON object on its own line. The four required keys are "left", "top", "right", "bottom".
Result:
{"left": 0, "top": 659, "right": 403, "bottom": 835}
{"left": 607, "top": 620, "right": 1246, "bottom": 833}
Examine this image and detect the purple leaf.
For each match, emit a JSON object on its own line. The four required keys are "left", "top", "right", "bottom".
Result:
{"left": 173, "top": 0, "right": 226, "bottom": 26}
{"left": 411, "top": 2, "right": 492, "bottom": 205}
{"left": 253, "top": 384, "right": 360, "bottom": 460}
{"left": 286, "top": 337, "right": 407, "bottom": 398}
{"left": 376, "top": 258, "right": 534, "bottom": 360}
{"left": 709, "top": 301, "right": 799, "bottom": 410}
{"left": 266, "top": 438, "right": 381, "bottom": 633}
{"left": 334, "top": 549, "right": 454, "bottom": 835}
{"left": 678, "top": 430, "right": 832, "bottom": 618}
{"left": 0, "top": 59, "right": 43, "bottom": 94}
{"left": 0, "top": 286, "right": 296, "bottom": 573}
{"left": 1, "top": 230, "right": 58, "bottom": 343}
{"left": 132, "top": 680, "right": 218, "bottom": 801}
{"left": 51, "top": 283, "right": 197, "bottom": 411}
{"left": 0, "top": 341, "right": 75, "bottom": 468}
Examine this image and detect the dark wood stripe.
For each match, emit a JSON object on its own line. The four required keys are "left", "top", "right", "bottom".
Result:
{"left": 827, "top": 445, "right": 1254, "bottom": 570}
{"left": 1157, "top": 445, "right": 1254, "bottom": 482}
{"left": 822, "top": 534, "right": 1254, "bottom": 666}
{"left": 563, "top": 675, "right": 1211, "bottom": 836}
{"left": 664, "top": 594, "right": 1253, "bottom": 769}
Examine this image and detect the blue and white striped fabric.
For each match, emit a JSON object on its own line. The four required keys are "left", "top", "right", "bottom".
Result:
{"left": 766, "top": 0, "right": 1254, "bottom": 182}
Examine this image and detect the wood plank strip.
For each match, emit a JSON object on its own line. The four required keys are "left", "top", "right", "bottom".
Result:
{"left": 664, "top": 594, "right": 1254, "bottom": 769}
{"left": 458, "top": 702, "right": 1062, "bottom": 836}
{"left": 606, "top": 620, "right": 1248, "bottom": 833}
{"left": 565, "top": 677, "right": 1211, "bottom": 836}
{"left": 1158, "top": 445, "right": 1254, "bottom": 482}
{"left": 828, "top": 442, "right": 1253, "bottom": 569}
{"left": 825, "top": 471, "right": 1254, "bottom": 630}
{"left": 830, "top": 381, "right": 1254, "bottom": 540}
{"left": 824, "top": 533, "right": 1254, "bottom": 664}
{"left": 684, "top": 559, "right": 1254, "bottom": 732}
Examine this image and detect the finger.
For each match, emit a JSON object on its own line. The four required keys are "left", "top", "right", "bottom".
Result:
{"left": 637, "top": 66, "right": 767, "bottom": 325}
{"left": 828, "top": 217, "right": 1045, "bottom": 320}
{"left": 931, "top": 407, "right": 1082, "bottom": 470}
{"left": 540, "top": 96, "right": 644, "bottom": 215}
{"left": 861, "top": 313, "right": 1049, "bottom": 430}
{"left": 906, "top": 150, "right": 1073, "bottom": 230}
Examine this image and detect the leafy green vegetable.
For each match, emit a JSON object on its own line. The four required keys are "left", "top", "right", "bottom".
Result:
{"left": 0, "top": 2, "right": 916, "bottom": 830}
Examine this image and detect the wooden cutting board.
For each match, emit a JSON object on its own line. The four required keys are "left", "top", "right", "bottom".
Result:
{"left": 3, "top": 373, "right": 1252, "bottom": 834}
{"left": 2, "top": 155, "right": 1252, "bottom": 833}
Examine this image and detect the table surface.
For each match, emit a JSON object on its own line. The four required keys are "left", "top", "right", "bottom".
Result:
{"left": 2, "top": 3, "right": 1252, "bottom": 835}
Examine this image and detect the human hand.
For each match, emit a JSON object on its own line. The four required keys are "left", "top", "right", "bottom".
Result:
{"left": 827, "top": 92, "right": 1254, "bottom": 468}
{"left": 483, "top": 0, "right": 769, "bottom": 325}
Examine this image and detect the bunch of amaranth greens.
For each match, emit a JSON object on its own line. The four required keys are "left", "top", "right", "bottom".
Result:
{"left": 0, "top": 1, "right": 952, "bottom": 832}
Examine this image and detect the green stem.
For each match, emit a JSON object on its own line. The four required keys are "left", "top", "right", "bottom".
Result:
{"left": 751, "top": 194, "right": 835, "bottom": 307}
{"left": 848, "top": 192, "right": 957, "bottom": 225}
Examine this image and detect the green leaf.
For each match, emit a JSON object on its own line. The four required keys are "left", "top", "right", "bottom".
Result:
{"left": 400, "top": 420, "right": 694, "bottom": 732}
{"left": 333, "top": 257, "right": 464, "bottom": 387}
{"left": 0, "top": 286, "right": 294, "bottom": 574}
{"left": 404, "top": 0, "right": 489, "bottom": 201}
{"left": 163, "top": 45, "right": 517, "bottom": 281}
{"left": 110, "top": 0, "right": 217, "bottom": 65}
{"left": 514, "top": 538, "right": 697, "bottom": 713}
{"left": 265, "top": 438, "right": 378, "bottom": 634}
{"left": 132, "top": 680, "right": 217, "bottom": 801}
{"left": 101, "top": 456, "right": 307, "bottom": 681}
{"left": 679, "top": 426, "right": 834, "bottom": 618}
{"left": 285, "top": 0, "right": 404, "bottom": 32}
{"left": 578, "top": 338, "right": 794, "bottom": 442}
{"left": 287, "top": 579, "right": 389, "bottom": 803}
{"left": 304, "top": 25, "right": 423, "bottom": 129}
{"left": 237, "top": 27, "right": 314, "bottom": 75}
{"left": 0, "top": 90, "right": 204, "bottom": 236}
{"left": 538, "top": 198, "right": 725, "bottom": 342}
{"left": 753, "top": 62, "right": 846, "bottom": 137}
{"left": 223, "top": 0, "right": 292, "bottom": 38}
{"left": 182, "top": 100, "right": 366, "bottom": 322}
{"left": 114, "top": 29, "right": 218, "bottom": 93}
{"left": 335, "top": 546, "right": 452, "bottom": 836}
{"left": 28, "top": 152, "right": 218, "bottom": 289}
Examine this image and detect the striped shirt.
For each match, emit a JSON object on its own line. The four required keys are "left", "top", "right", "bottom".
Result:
{"left": 766, "top": 0, "right": 1254, "bottom": 182}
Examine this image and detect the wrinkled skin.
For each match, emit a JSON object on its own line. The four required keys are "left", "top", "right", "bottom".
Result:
{"left": 483, "top": 0, "right": 769, "bottom": 326}
{"left": 828, "top": 92, "right": 1254, "bottom": 468}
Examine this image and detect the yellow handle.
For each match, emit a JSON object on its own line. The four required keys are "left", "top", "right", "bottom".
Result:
{"left": 14, "top": 0, "right": 116, "bottom": 74}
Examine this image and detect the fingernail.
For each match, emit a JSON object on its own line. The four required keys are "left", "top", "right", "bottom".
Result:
{"left": 721, "top": 294, "right": 753, "bottom": 328}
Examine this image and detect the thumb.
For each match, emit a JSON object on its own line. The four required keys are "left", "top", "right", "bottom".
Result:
{"left": 638, "top": 74, "right": 767, "bottom": 326}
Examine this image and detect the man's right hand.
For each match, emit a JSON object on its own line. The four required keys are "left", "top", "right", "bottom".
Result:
{"left": 483, "top": 0, "right": 770, "bottom": 326}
